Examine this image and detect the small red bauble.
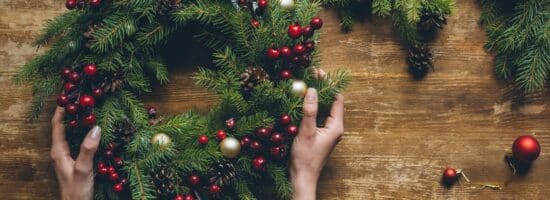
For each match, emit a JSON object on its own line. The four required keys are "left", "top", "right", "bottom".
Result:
{"left": 89, "top": 0, "right": 101, "bottom": 7}
{"left": 216, "top": 129, "right": 227, "bottom": 140}
{"left": 252, "top": 156, "right": 266, "bottom": 170}
{"left": 109, "top": 172, "right": 119, "bottom": 181}
{"left": 65, "top": 104, "right": 78, "bottom": 115}
{"left": 280, "top": 69, "right": 292, "bottom": 79}
{"left": 303, "top": 41, "right": 315, "bottom": 52}
{"left": 310, "top": 17, "right": 323, "bottom": 30}
{"left": 209, "top": 184, "right": 221, "bottom": 194}
{"left": 270, "top": 146, "right": 287, "bottom": 158}
{"left": 82, "top": 114, "right": 97, "bottom": 127}
{"left": 66, "top": 0, "right": 77, "bottom": 9}
{"left": 174, "top": 195, "right": 185, "bottom": 200}
{"left": 98, "top": 166, "right": 108, "bottom": 175}
{"left": 240, "top": 136, "right": 251, "bottom": 147}
{"left": 107, "top": 166, "right": 116, "bottom": 174}
{"left": 442, "top": 167, "right": 458, "bottom": 183}
{"left": 67, "top": 120, "right": 79, "bottom": 128}
{"left": 226, "top": 118, "right": 236, "bottom": 129}
{"left": 83, "top": 64, "right": 98, "bottom": 76}
{"left": 291, "top": 56, "right": 301, "bottom": 64}
{"left": 256, "top": 127, "right": 272, "bottom": 138}
{"left": 270, "top": 132, "right": 285, "bottom": 144}
{"left": 198, "top": 135, "right": 209, "bottom": 144}
{"left": 251, "top": 19, "right": 260, "bottom": 28}
{"left": 97, "top": 162, "right": 105, "bottom": 169}
{"left": 250, "top": 140, "right": 262, "bottom": 151}
{"left": 64, "top": 82, "right": 77, "bottom": 92}
{"left": 267, "top": 47, "right": 280, "bottom": 59}
{"left": 512, "top": 135, "right": 541, "bottom": 162}
{"left": 61, "top": 67, "right": 73, "bottom": 79}
{"left": 120, "top": 178, "right": 128, "bottom": 185}
{"left": 147, "top": 106, "right": 157, "bottom": 118}
{"left": 79, "top": 95, "right": 96, "bottom": 108}
{"left": 114, "top": 157, "right": 124, "bottom": 166}
{"left": 301, "top": 26, "right": 314, "bottom": 38}
{"left": 92, "top": 88, "right": 103, "bottom": 97}
{"left": 288, "top": 23, "right": 302, "bottom": 39}
{"left": 279, "top": 114, "right": 291, "bottom": 125}
{"left": 69, "top": 72, "right": 81, "bottom": 84}
{"left": 57, "top": 94, "right": 70, "bottom": 107}
{"left": 286, "top": 125, "right": 298, "bottom": 137}
{"left": 104, "top": 150, "right": 113, "bottom": 158}
{"left": 258, "top": 0, "right": 268, "bottom": 8}
{"left": 293, "top": 44, "right": 306, "bottom": 55}
{"left": 187, "top": 175, "right": 201, "bottom": 186}
{"left": 112, "top": 183, "right": 123, "bottom": 192}
{"left": 183, "top": 194, "right": 194, "bottom": 200}
{"left": 280, "top": 46, "right": 292, "bottom": 57}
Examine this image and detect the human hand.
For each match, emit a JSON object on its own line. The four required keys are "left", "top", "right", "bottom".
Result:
{"left": 50, "top": 106, "right": 101, "bottom": 200}
{"left": 290, "top": 89, "right": 345, "bottom": 200}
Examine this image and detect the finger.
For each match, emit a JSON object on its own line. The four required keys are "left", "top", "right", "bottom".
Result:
{"left": 299, "top": 88, "right": 318, "bottom": 137}
{"left": 324, "top": 94, "right": 344, "bottom": 132}
{"left": 50, "top": 107, "right": 72, "bottom": 168}
{"left": 75, "top": 126, "right": 101, "bottom": 174}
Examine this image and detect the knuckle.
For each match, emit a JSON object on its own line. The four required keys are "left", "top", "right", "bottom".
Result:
{"left": 303, "top": 108, "right": 317, "bottom": 117}
{"left": 74, "top": 164, "right": 91, "bottom": 175}
{"left": 50, "top": 151, "right": 58, "bottom": 162}
{"left": 80, "top": 142, "right": 97, "bottom": 154}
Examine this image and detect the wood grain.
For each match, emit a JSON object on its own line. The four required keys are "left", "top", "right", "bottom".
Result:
{"left": 1, "top": 0, "right": 549, "bottom": 199}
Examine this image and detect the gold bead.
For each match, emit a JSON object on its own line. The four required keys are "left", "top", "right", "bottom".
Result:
{"left": 290, "top": 80, "right": 308, "bottom": 97}
{"left": 151, "top": 133, "right": 171, "bottom": 147}
{"left": 220, "top": 137, "right": 241, "bottom": 158}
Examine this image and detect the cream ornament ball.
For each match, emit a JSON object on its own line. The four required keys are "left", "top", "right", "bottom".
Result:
{"left": 279, "top": 0, "right": 294, "bottom": 10}
{"left": 290, "top": 80, "right": 308, "bottom": 97}
{"left": 220, "top": 137, "right": 241, "bottom": 158}
{"left": 151, "top": 133, "right": 172, "bottom": 147}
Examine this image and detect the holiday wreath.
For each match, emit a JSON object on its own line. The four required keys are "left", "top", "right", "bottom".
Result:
{"left": 16, "top": 0, "right": 349, "bottom": 199}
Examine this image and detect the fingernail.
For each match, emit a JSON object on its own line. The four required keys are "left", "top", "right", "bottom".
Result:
{"left": 305, "top": 88, "right": 317, "bottom": 101}
{"left": 90, "top": 126, "right": 101, "bottom": 139}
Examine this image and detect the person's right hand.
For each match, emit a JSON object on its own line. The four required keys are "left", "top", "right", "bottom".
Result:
{"left": 50, "top": 106, "right": 102, "bottom": 200}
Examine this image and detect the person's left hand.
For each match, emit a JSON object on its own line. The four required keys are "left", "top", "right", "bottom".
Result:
{"left": 50, "top": 106, "right": 102, "bottom": 200}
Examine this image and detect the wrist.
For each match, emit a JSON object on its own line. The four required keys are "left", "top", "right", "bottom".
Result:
{"left": 290, "top": 168, "right": 319, "bottom": 200}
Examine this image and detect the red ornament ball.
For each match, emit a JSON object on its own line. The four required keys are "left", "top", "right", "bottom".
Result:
{"left": 187, "top": 175, "right": 201, "bottom": 186}
{"left": 109, "top": 172, "right": 119, "bottom": 181}
{"left": 65, "top": 104, "right": 78, "bottom": 115}
{"left": 147, "top": 106, "right": 157, "bottom": 118}
{"left": 288, "top": 23, "right": 302, "bottom": 39}
{"left": 209, "top": 184, "right": 222, "bottom": 194}
{"left": 267, "top": 47, "right": 280, "bottom": 60}
{"left": 252, "top": 156, "right": 267, "bottom": 170}
{"left": 251, "top": 19, "right": 260, "bottom": 28}
{"left": 120, "top": 178, "right": 128, "bottom": 185}
{"left": 442, "top": 167, "right": 458, "bottom": 183}
{"left": 270, "top": 146, "right": 287, "bottom": 159}
{"left": 256, "top": 127, "right": 272, "bottom": 138}
{"left": 61, "top": 67, "right": 73, "bottom": 79}
{"left": 67, "top": 120, "right": 79, "bottom": 128}
{"left": 83, "top": 64, "right": 98, "bottom": 76}
{"left": 279, "top": 114, "right": 291, "bottom": 125}
{"left": 64, "top": 82, "right": 77, "bottom": 92}
{"left": 57, "top": 94, "right": 70, "bottom": 107}
{"left": 303, "top": 41, "right": 315, "bottom": 52}
{"left": 280, "top": 46, "right": 292, "bottom": 57}
{"left": 512, "top": 135, "right": 541, "bottom": 162}
{"left": 183, "top": 194, "right": 195, "bottom": 200}
{"left": 107, "top": 166, "right": 116, "bottom": 174}
{"left": 250, "top": 140, "right": 262, "bottom": 151}
{"left": 90, "top": 0, "right": 101, "bottom": 7}
{"left": 310, "top": 17, "right": 323, "bottom": 30}
{"left": 97, "top": 162, "right": 105, "bottom": 169}
{"left": 104, "top": 149, "right": 113, "bottom": 158}
{"left": 258, "top": 0, "right": 268, "bottom": 8}
{"left": 226, "top": 118, "right": 236, "bottom": 129}
{"left": 280, "top": 69, "right": 292, "bottom": 80}
{"left": 69, "top": 72, "right": 81, "bottom": 84}
{"left": 216, "top": 129, "right": 227, "bottom": 140}
{"left": 92, "top": 88, "right": 103, "bottom": 97}
{"left": 286, "top": 125, "right": 298, "bottom": 137}
{"left": 66, "top": 0, "right": 77, "bottom": 9}
{"left": 82, "top": 114, "right": 97, "bottom": 127}
{"left": 240, "top": 136, "right": 251, "bottom": 147}
{"left": 174, "top": 195, "right": 185, "bottom": 200}
{"left": 114, "top": 157, "right": 124, "bottom": 166}
{"left": 198, "top": 135, "right": 209, "bottom": 144}
{"left": 293, "top": 44, "right": 306, "bottom": 55}
{"left": 270, "top": 132, "right": 285, "bottom": 144}
{"left": 112, "top": 183, "right": 123, "bottom": 193}
{"left": 98, "top": 166, "right": 108, "bottom": 175}
{"left": 301, "top": 26, "right": 314, "bottom": 38}
{"left": 79, "top": 95, "right": 96, "bottom": 108}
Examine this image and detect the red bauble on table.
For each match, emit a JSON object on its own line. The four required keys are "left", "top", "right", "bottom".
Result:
{"left": 187, "top": 175, "right": 201, "bottom": 186}
{"left": 279, "top": 114, "right": 291, "bottom": 125}
{"left": 79, "top": 95, "right": 96, "bottom": 108}
{"left": 112, "top": 183, "right": 123, "bottom": 192}
{"left": 57, "top": 94, "right": 70, "bottom": 107}
{"left": 251, "top": 19, "right": 260, "bottom": 28}
{"left": 256, "top": 127, "right": 272, "bottom": 138}
{"left": 198, "top": 135, "right": 209, "bottom": 144}
{"left": 64, "top": 82, "right": 77, "bottom": 92}
{"left": 68, "top": 72, "right": 81, "bottom": 84}
{"left": 82, "top": 114, "right": 97, "bottom": 127}
{"left": 442, "top": 167, "right": 458, "bottom": 183}
{"left": 267, "top": 47, "right": 280, "bottom": 59}
{"left": 109, "top": 172, "right": 119, "bottom": 181}
{"left": 270, "top": 132, "right": 285, "bottom": 144}
{"left": 209, "top": 184, "right": 221, "bottom": 194}
{"left": 258, "top": 0, "right": 268, "bottom": 8}
{"left": 226, "top": 118, "right": 236, "bottom": 129}
{"left": 301, "top": 26, "right": 314, "bottom": 38}
{"left": 280, "top": 46, "right": 292, "bottom": 57}
{"left": 92, "top": 88, "right": 103, "bottom": 97}
{"left": 280, "top": 69, "right": 292, "bottom": 79}
{"left": 66, "top": 0, "right": 77, "bottom": 9}
{"left": 83, "top": 64, "right": 98, "bottom": 76}
{"left": 310, "top": 17, "right": 323, "bottom": 30}
{"left": 67, "top": 120, "right": 79, "bottom": 128}
{"left": 114, "top": 157, "right": 124, "bottom": 166}
{"left": 89, "top": 0, "right": 102, "bottom": 7}
{"left": 65, "top": 104, "right": 78, "bottom": 115}
{"left": 240, "top": 136, "right": 251, "bottom": 147}
{"left": 252, "top": 156, "right": 266, "bottom": 170}
{"left": 512, "top": 135, "right": 540, "bottom": 162}
{"left": 288, "top": 23, "right": 302, "bottom": 39}
{"left": 216, "top": 129, "right": 227, "bottom": 140}
{"left": 250, "top": 140, "right": 262, "bottom": 151}
{"left": 293, "top": 44, "right": 306, "bottom": 55}
{"left": 286, "top": 125, "right": 298, "bottom": 137}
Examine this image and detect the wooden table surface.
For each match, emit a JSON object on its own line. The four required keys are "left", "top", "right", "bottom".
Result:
{"left": 1, "top": 0, "right": 549, "bottom": 199}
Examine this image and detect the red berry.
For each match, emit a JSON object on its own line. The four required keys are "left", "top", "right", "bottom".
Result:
{"left": 302, "top": 26, "right": 314, "bottom": 38}
{"left": 226, "top": 118, "right": 236, "bottom": 129}
{"left": 67, "top": 120, "right": 79, "bottom": 128}
{"left": 98, "top": 166, "right": 108, "bottom": 175}
{"left": 97, "top": 162, "right": 106, "bottom": 169}
{"left": 114, "top": 157, "right": 124, "bottom": 166}
{"left": 310, "top": 17, "right": 323, "bottom": 30}
{"left": 270, "top": 146, "right": 281, "bottom": 158}
{"left": 107, "top": 166, "right": 116, "bottom": 174}
{"left": 252, "top": 156, "right": 266, "bottom": 170}
{"left": 79, "top": 95, "right": 96, "bottom": 108}
{"left": 68, "top": 72, "right": 81, "bottom": 84}
{"left": 216, "top": 129, "right": 227, "bottom": 140}
{"left": 279, "top": 114, "right": 291, "bottom": 125}
{"left": 107, "top": 143, "right": 117, "bottom": 150}
{"left": 104, "top": 150, "right": 113, "bottom": 158}
{"left": 280, "top": 70, "right": 292, "bottom": 79}
{"left": 92, "top": 88, "right": 103, "bottom": 97}
{"left": 442, "top": 167, "right": 458, "bottom": 183}
{"left": 65, "top": 104, "right": 78, "bottom": 115}
{"left": 61, "top": 67, "right": 73, "bottom": 79}
{"left": 112, "top": 183, "right": 123, "bottom": 192}
{"left": 256, "top": 127, "right": 272, "bottom": 138}
{"left": 64, "top": 82, "right": 77, "bottom": 92}
{"left": 57, "top": 94, "right": 70, "bottom": 107}
{"left": 293, "top": 44, "right": 306, "bottom": 55}
{"left": 280, "top": 46, "right": 292, "bottom": 57}
{"left": 250, "top": 140, "right": 262, "bottom": 151}
{"left": 120, "top": 178, "right": 128, "bottom": 185}
{"left": 198, "top": 135, "right": 209, "bottom": 144}
{"left": 512, "top": 135, "right": 541, "bottom": 162}
{"left": 109, "top": 172, "right": 119, "bottom": 181}
{"left": 251, "top": 19, "right": 260, "bottom": 28}
{"left": 209, "top": 184, "right": 221, "bottom": 194}
{"left": 270, "top": 132, "right": 285, "bottom": 144}
{"left": 303, "top": 41, "right": 315, "bottom": 52}
{"left": 187, "top": 175, "right": 201, "bottom": 186}
{"left": 267, "top": 47, "right": 280, "bottom": 59}
{"left": 83, "top": 64, "right": 98, "bottom": 76}
{"left": 258, "top": 0, "right": 268, "bottom": 8}
{"left": 82, "top": 114, "right": 97, "bottom": 127}
{"left": 291, "top": 56, "right": 301, "bottom": 64}
{"left": 147, "top": 106, "right": 157, "bottom": 118}
{"left": 286, "top": 125, "right": 298, "bottom": 137}
{"left": 174, "top": 195, "right": 185, "bottom": 200}
{"left": 240, "top": 136, "right": 251, "bottom": 147}
{"left": 66, "top": 0, "right": 77, "bottom": 9}
{"left": 288, "top": 23, "right": 302, "bottom": 39}
{"left": 183, "top": 194, "right": 194, "bottom": 200}
{"left": 89, "top": 0, "right": 101, "bottom": 7}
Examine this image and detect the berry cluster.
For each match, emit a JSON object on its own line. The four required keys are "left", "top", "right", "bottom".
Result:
{"left": 96, "top": 143, "right": 128, "bottom": 193}
{"left": 169, "top": 174, "right": 220, "bottom": 200}
{"left": 66, "top": 0, "right": 102, "bottom": 10}
{"left": 266, "top": 17, "right": 324, "bottom": 79}
{"left": 237, "top": 0, "right": 269, "bottom": 28}
{"left": 57, "top": 64, "right": 102, "bottom": 129}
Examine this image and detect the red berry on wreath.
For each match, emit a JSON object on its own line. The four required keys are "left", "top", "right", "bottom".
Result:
{"left": 258, "top": 0, "right": 268, "bottom": 8}
{"left": 147, "top": 106, "right": 157, "bottom": 118}
{"left": 57, "top": 94, "right": 70, "bottom": 107}
{"left": 61, "top": 67, "right": 73, "bottom": 79}
{"left": 310, "top": 17, "right": 323, "bottom": 30}
{"left": 293, "top": 44, "right": 306, "bottom": 55}
{"left": 216, "top": 129, "right": 227, "bottom": 140}
{"left": 198, "top": 135, "right": 209, "bottom": 144}
{"left": 187, "top": 175, "right": 201, "bottom": 186}
{"left": 79, "top": 94, "right": 95, "bottom": 108}
{"left": 65, "top": 104, "right": 78, "bottom": 115}
{"left": 104, "top": 149, "right": 113, "bottom": 158}
{"left": 240, "top": 136, "right": 251, "bottom": 147}
{"left": 109, "top": 172, "right": 119, "bottom": 181}
{"left": 174, "top": 195, "right": 184, "bottom": 200}
{"left": 83, "top": 64, "right": 98, "bottom": 76}
{"left": 69, "top": 72, "right": 81, "bottom": 84}
{"left": 68, "top": 120, "right": 79, "bottom": 128}
{"left": 291, "top": 56, "right": 301, "bottom": 64}
{"left": 270, "top": 132, "right": 285, "bottom": 144}
{"left": 92, "top": 88, "right": 103, "bottom": 97}
{"left": 280, "top": 69, "right": 292, "bottom": 79}
{"left": 288, "top": 23, "right": 302, "bottom": 39}
{"left": 286, "top": 125, "right": 298, "bottom": 137}
{"left": 270, "top": 146, "right": 288, "bottom": 158}
{"left": 280, "top": 46, "right": 292, "bottom": 57}
{"left": 89, "top": 0, "right": 101, "bottom": 7}
{"left": 107, "top": 166, "right": 116, "bottom": 174}
{"left": 226, "top": 118, "right": 236, "bottom": 129}
{"left": 250, "top": 140, "right": 262, "bottom": 151}
{"left": 209, "top": 184, "right": 221, "bottom": 194}
{"left": 302, "top": 26, "right": 314, "bottom": 38}
{"left": 183, "top": 194, "right": 194, "bottom": 200}
{"left": 114, "top": 157, "right": 124, "bottom": 166}
{"left": 64, "top": 82, "right": 77, "bottom": 92}
{"left": 66, "top": 0, "right": 77, "bottom": 9}
{"left": 112, "top": 183, "right": 123, "bottom": 192}
{"left": 279, "top": 114, "right": 291, "bottom": 125}
{"left": 442, "top": 167, "right": 458, "bottom": 183}
{"left": 256, "top": 127, "right": 272, "bottom": 138}
{"left": 512, "top": 135, "right": 540, "bottom": 162}
{"left": 251, "top": 19, "right": 260, "bottom": 28}
{"left": 97, "top": 161, "right": 105, "bottom": 169}
{"left": 252, "top": 156, "right": 266, "bottom": 170}
{"left": 120, "top": 178, "right": 128, "bottom": 185}
{"left": 303, "top": 41, "right": 315, "bottom": 52}
{"left": 98, "top": 166, "right": 108, "bottom": 175}
{"left": 267, "top": 47, "right": 280, "bottom": 59}
{"left": 82, "top": 114, "right": 97, "bottom": 127}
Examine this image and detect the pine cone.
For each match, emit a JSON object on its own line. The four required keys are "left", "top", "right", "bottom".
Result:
{"left": 101, "top": 71, "right": 125, "bottom": 93}
{"left": 208, "top": 159, "right": 236, "bottom": 187}
{"left": 418, "top": 10, "right": 447, "bottom": 33}
{"left": 113, "top": 119, "right": 136, "bottom": 144}
{"left": 150, "top": 164, "right": 177, "bottom": 198}
{"left": 156, "top": 0, "right": 182, "bottom": 17}
{"left": 83, "top": 23, "right": 100, "bottom": 49}
{"left": 240, "top": 66, "right": 269, "bottom": 93}
{"left": 407, "top": 44, "right": 433, "bottom": 78}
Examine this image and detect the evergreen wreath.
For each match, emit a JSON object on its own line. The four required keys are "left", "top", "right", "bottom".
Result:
{"left": 15, "top": 0, "right": 349, "bottom": 199}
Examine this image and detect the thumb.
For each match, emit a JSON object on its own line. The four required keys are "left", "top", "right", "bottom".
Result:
{"left": 299, "top": 88, "right": 318, "bottom": 137}
{"left": 75, "top": 126, "right": 101, "bottom": 173}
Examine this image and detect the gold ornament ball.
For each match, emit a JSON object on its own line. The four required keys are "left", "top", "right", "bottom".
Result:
{"left": 290, "top": 80, "right": 308, "bottom": 97}
{"left": 151, "top": 133, "right": 171, "bottom": 147}
{"left": 220, "top": 137, "right": 241, "bottom": 158}
{"left": 279, "top": 0, "right": 294, "bottom": 10}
